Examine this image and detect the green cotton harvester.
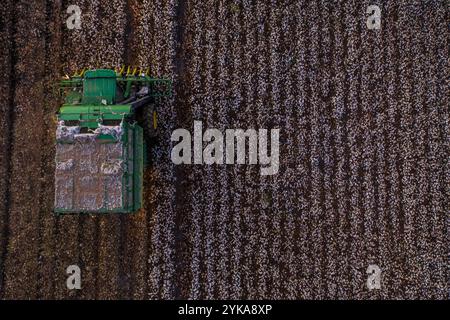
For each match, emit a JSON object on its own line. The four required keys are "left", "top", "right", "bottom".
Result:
{"left": 54, "top": 67, "right": 171, "bottom": 214}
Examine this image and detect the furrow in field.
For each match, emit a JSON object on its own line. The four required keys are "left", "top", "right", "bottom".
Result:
{"left": 201, "top": 0, "right": 219, "bottom": 299}
{"left": 397, "top": 0, "right": 418, "bottom": 299}
{"left": 413, "top": 3, "right": 433, "bottom": 298}
{"left": 254, "top": 0, "right": 269, "bottom": 299}
{"left": 373, "top": 0, "right": 389, "bottom": 300}
{"left": 360, "top": 0, "right": 378, "bottom": 299}
{"left": 306, "top": 0, "right": 326, "bottom": 298}
{"left": 293, "top": 0, "right": 312, "bottom": 300}
{"left": 209, "top": 0, "right": 245, "bottom": 299}
{"left": 230, "top": 3, "right": 248, "bottom": 296}
{"left": 216, "top": 0, "right": 233, "bottom": 299}
{"left": 183, "top": 0, "right": 206, "bottom": 299}
{"left": 266, "top": 0, "right": 282, "bottom": 300}
{"left": 279, "top": 0, "right": 299, "bottom": 300}
{"left": 402, "top": 0, "right": 429, "bottom": 298}
{"left": 240, "top": 0, "right": 259, "bottom": 299}
{"left": 384, "top": 1, "right": 404, "bottom": 298}
{"left": 330, "top": 0, "right": 351, "bottom": 299}
{"left": 318, "top": 0, "right": 338, "bottom": 299}
{"left": 344, "top": 0, "right": 365, "bottom": 299}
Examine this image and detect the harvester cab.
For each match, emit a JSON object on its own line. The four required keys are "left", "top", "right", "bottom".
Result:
{"left": 54, "top": 68, "right": 171, "bottom": 214}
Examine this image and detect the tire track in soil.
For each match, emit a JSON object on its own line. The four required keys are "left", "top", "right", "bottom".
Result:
{"left": 172, "top": 0, "right": 192, "bottom": 300}
{"left": 0, "top": 0, "right": 16, "bottom": 299}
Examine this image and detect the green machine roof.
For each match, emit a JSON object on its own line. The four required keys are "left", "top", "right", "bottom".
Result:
{"left": 82, "top": 69, "right": 117, "bottom": 105}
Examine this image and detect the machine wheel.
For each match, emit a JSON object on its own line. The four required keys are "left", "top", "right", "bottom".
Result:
{"left": 141, "top": 103, "right": 158, "bottom": 139}
{"left": 138, "top": 103, "right": 158, "bottom": 166}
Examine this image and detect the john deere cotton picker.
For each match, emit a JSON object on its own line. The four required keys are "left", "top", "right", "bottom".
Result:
{"left": 54, "top": 67, "right": 172, "bottom": 214}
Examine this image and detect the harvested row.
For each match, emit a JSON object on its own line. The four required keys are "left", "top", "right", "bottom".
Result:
{"left": 3, "top": 1, "right": 47, "bottom": 299}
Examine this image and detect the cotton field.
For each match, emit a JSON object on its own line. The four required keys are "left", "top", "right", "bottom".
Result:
{"left": 0, "top": 0, "right": 447, "bottom": 299}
